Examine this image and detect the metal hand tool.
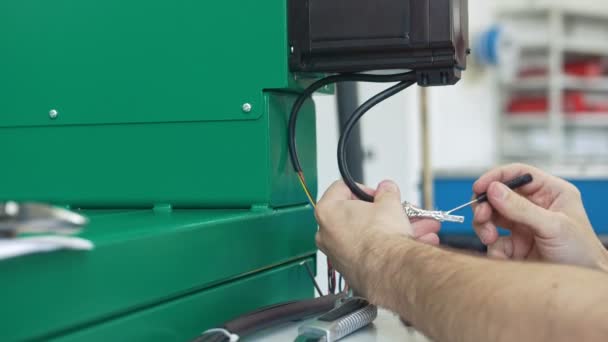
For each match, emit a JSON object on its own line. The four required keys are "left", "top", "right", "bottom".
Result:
{"left": 402, "top": 174, "right": 534, "bottom": 224}
{"left": 445, "top": 173, "right": 534, "bottom": 215}
{"left": 0, "top": 202, "right": 88, "bottom": 237}
{"left": 295, "top": 297, "right": 377, "bottom": 342}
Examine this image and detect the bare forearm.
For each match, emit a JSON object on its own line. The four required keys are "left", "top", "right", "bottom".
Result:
{"left": 361, "top": 235, "right": 608, "bottom": 342}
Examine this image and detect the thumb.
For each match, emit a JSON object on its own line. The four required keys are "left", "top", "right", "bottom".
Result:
{"left": 487, "top": 182, "right": 557, "bottom": 238}
{"left": 375, "top": 180, "right": 402, "bottom": 209}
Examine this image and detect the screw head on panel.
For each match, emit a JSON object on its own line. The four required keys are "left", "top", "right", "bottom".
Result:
{"left": 242, "top": 103, "right": 252, "bottom": 113}
{"left": 4, "top": 201, "right": 19, "bottom": 216}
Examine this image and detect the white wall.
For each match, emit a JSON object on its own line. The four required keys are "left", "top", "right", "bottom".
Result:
{"left": 315, "top": 85, "right": 422, "bottom": 202}
{"left": 429, "top": 0, "right": 499, "bottom": 172}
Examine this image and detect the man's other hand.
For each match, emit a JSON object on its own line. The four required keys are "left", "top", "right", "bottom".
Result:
{"left": 472, "top": 163, "right": 608, "bottom": 271}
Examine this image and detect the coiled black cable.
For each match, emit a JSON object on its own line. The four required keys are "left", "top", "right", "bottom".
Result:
{"left": 337, "top": 80, "right": 416, "bottom": 202}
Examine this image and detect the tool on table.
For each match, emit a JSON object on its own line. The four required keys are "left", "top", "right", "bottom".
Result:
{"left": 445, "top": 173, "right": 534, "bottom": 215}
{"left": 0, "top": 202, "right": 88, "bottom": 237}
{"left": 295, "top": 297, "right": 377, "bottom": 342}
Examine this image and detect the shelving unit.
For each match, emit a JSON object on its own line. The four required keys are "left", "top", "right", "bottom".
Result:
{"left": 496, "top": 5, "right": 608, "bottom": 171}
{"left": 504, "top": 75, "right": 608, "bottom": 92}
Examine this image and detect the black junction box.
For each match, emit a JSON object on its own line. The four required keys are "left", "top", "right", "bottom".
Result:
{"left": 288, "top": 0, "right": 469, "bottom": 86}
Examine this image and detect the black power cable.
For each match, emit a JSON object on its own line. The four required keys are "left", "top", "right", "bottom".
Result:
{"left": 288, "top": 71, "right": 417, "bottom": 294}
{"left": 288, "top": 72, "right": 416, "bottom": 175}
{"left": 337, "top": 80, "right": 416, "bottom": 202}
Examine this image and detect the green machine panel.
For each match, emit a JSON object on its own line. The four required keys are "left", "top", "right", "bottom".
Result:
{"left": 57, "top": 260, "right": 314, "bottom": 342}
{"left": 0, "top": 0, "right": 291, "bottom": 126}
{"left": 0, "top": 92, "right": 317, "bottom": 208}
{"left": 0, "top": 0, "right": 318, "bottom": 208}
{"left": 0, "top": 1, "right": 321, "bottom": 341}
{"left": 0, "top": 206, "right": 317, "bottom": 341}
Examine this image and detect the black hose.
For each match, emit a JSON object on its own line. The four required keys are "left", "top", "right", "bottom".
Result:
{"left": 191, "top": 295, "right": 339, "bottom": 342}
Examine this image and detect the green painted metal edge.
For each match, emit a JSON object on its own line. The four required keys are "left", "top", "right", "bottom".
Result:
{"left": 0, "top": 206, "right": 317, "bottom": 341}
{"left": 51, "top": 258, "right": 315, "bottom": 342}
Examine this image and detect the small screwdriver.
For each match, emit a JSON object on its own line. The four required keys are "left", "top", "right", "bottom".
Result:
{"left": 445, "top": 173, "right": 534, "bottom": 215}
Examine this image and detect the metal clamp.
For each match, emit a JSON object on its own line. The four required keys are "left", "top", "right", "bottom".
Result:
{"left": 0, "top": 202, "right": 88, "bottom": 237}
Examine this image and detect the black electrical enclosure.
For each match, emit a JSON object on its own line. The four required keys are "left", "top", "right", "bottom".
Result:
{"left": 288, "top": 0, "right": 469, "bottom": 86}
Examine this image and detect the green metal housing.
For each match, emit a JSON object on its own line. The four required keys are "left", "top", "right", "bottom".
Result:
{"left": 0, "top": 208, "right": 317, "bottom": 341}
{"left": 0, "top": 0, "right": 317, "bottom": 208}
{"left": 0, "top": 92, "right": 317, "bottom": 209}
{"left": 0, "top": 1, "right": 320, "bottom": 340}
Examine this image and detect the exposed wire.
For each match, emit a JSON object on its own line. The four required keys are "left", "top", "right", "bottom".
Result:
{"left": 297, "top": 172, "right": 316, "bottom": 209}
{"left": 328, "top": 260, "right": 336, "bottom": 294}
{"left": 301, "top": 260, "right": 324, "bottom": 297}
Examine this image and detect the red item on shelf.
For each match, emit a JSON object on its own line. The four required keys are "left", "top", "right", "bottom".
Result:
{"left": 507, "top": 97, "right": 548, "bottom": 113}
{"left": 564, "top": 59, "right": 604, "bottom": 77}
{"left": 565, "top": 91, "right": 608, "bottom": 113}
{"left": 518, "top": 59, "right": 605, "bottom": 79}
{"left": 518, "top": 68, "right": 548, "bottom": 78}
{"left": 509, "top": 91, "right": 608, "bottom": 114}
{"left": 564, "top": 92, "right": 586, "bottom": 112}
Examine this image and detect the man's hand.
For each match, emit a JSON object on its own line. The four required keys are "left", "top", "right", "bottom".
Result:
{"left": 315, "top": 176, "right": 608, "bottom": 342}
{"left": 315, "top": 180, "right": 439, "bottom": 294}
{"left": 472, "top": 163, "right": 608, "bottom": 271}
